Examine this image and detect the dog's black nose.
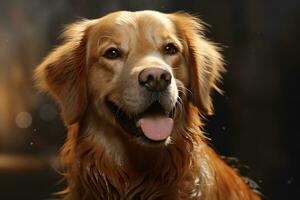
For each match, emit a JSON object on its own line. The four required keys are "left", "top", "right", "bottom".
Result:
{"left": 138, "top": 67, "right": 171, "bottom": 92}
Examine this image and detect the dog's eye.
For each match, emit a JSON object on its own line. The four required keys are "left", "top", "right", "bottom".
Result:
{"left": 163, "top": 43, "right": 179, "bottom": 55}
{"left": 103, "top": 47, "right": 121, "bottom": 59}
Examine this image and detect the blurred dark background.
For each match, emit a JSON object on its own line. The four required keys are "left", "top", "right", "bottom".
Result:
{"left": 0, "top": 0, "right": 299, "bottom": 199}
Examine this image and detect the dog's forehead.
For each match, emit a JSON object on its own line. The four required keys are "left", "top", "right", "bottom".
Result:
{"left": 93, "top": 11, "right": 176, "bottom": 40}
{"left": 117, "top": 11, "right": 174, "bottom": 29}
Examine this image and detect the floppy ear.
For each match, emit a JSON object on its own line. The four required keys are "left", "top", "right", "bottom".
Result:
{"left": 35, "top": 20, "right": 94, "bottom": 125}
{"left": 171, "top": 13, "right": 225, "bottom": 115}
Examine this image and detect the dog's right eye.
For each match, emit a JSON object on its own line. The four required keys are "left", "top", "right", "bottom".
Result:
{"left": 163, "top": 43, "right": 179, "bottom": 55}
{"left": 103, "top": 47, "right": 121, "bottom": 59}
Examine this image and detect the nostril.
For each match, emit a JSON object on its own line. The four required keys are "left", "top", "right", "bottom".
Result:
{"left": 147, "top": 74, "right": 155, "bottom": 83}
{"left": 138, "top": 69, "right": 147, "bottom": 85}
{"left": 161, "top": 72, "right": 171, "bottom": 82}
{"left": 166, "top": 73, "right": 171, "bottom": 82}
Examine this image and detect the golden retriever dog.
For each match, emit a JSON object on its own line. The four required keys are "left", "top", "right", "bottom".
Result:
{"left": 35, "top": 10, "right": 261, "bottom": 200}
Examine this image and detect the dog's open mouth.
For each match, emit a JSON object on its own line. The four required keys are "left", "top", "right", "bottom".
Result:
{"left": 106, "top": 100, "right": 176, "bottom": 144}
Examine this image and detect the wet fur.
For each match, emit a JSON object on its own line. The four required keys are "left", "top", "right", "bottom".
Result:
{"left": 35, "top": 11, "right": 260, "bottom": 200}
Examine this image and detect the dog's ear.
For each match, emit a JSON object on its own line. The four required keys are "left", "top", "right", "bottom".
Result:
{"left": 35, "top": 20, "right": 94, "bottom": 125}
{"left": 171, "top": 13, "right": 225, "bottom": 115}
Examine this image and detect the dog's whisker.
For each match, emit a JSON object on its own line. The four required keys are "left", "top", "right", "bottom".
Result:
{"left": 177, "top": 85, "right": 192, "bottom": 97}
{"left": 178, "top": 88, "right": 187, "bottom": 98}
{"left": 177, "top": 84, "right": 190, "bottom": 92}
{"left": 171, "top": 67, "right": 180, "bottom": 70}
{"left": 177, "top": 96, "right": 184, "bottom": 115}
{"left": 172, "top": 104, "right": 177, "bottom": 119}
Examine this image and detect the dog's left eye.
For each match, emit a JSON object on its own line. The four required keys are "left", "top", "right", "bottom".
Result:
{"left": 163, "top": 43, "right": 179, "bottom": 55}
{"left": 103, "top": 47, "right": 121, "bottom": 59}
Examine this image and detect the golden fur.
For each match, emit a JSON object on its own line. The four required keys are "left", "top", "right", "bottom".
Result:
{"left": 35, "top": 11, "right": 260, "bottom": 200}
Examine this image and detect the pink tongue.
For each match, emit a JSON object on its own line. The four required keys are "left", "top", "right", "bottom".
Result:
{"left": 137, "top": 117, "right": 174, "bottom": 141}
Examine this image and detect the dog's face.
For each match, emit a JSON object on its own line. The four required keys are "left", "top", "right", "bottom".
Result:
{"left": 35, "top": 11, "right": 224, "bottom": 147}
{"left": 88, "top": 11, "right": 188, "bottom": 144}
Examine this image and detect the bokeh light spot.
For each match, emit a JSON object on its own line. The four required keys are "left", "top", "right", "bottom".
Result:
{"left": 15, "top": 112, "right": 32, "bottom": 128}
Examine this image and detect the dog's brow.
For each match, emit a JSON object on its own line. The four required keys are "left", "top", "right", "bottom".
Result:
{"left": 97, "top": 36, "right": 119, "bottom": 46}
{"left": 115, "top": 13, "right": 137, "bottom": 27}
